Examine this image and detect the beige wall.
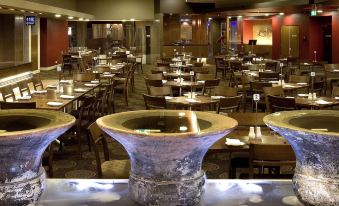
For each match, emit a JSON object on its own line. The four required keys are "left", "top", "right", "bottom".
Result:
{"left": 76, "top": 0, "right": 154, "bottom": 20}
{"left": 25, "top": 0, "right": 77, "bottom": 11}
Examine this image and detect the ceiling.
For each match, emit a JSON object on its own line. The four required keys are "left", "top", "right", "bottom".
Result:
{"left": 184, "top": 0, "right": 339, "bottom": 17}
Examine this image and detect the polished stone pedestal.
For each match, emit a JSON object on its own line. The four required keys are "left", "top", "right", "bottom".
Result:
{"left": 39, "top": 179, "right": 302, "bottom": 206}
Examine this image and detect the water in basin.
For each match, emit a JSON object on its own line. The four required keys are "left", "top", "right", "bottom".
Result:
{"left": 289, "top": 115, "right": 339, "bottom": 133}
{"left": 0, "top": 115, "right": 51, "bottom": 132}
{"left": 122, "top": 115, "right": 212, "bottom": 134}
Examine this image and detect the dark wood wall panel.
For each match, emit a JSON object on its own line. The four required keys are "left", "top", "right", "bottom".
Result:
{"left": 40, "top": 18, "right": 68, "bottom": 67}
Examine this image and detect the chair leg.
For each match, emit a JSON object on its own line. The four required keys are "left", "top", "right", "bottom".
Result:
{"left": 86, "top": 131, "right": 91, "bottom": 152}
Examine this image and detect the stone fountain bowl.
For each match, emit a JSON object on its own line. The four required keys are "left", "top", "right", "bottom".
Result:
{"left": 97, "top": 110, "right": 237, "bottom": 205}
{"left": 264, "top": 110, "right": 339, "bottom": 206}
{"left": 0, "top": 109, "right": 75, "bottom": 205}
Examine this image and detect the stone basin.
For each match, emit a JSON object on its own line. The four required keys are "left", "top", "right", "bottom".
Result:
{"left": 264, "top": 110, "right": 339, "bottom": 206}
{"left": 96, "top": 110, "right": 237, "bottom": 205}
{"left": 0, "top": 109, "right": 75, "bottom": 205}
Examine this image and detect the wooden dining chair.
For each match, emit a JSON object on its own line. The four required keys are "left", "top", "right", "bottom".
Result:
{"left": 196, "top": 73, "right": 215, "bottom": 81}
{"left": 250, "top": 82, "right": 273, "bottom": 111}
{"left": 288, "top": 75, "right": 310, "bottom": 83}
{"left": 265, "top": 61, "right": 278, "bottom": 71}
{"left": 146, "top": 72, "right": 164, "bottom": 80}
{"left": 87, "top": 122, "right": 130, "bottom": 178}
{"left": 215, "top": 57, "right": 227, "bottom": 79}
{"left": 74, "top": 96, "right": 95, "bottom": 153}
{"left": 216, "top": 95, "right": 242, "bottom": 114}
{"left": 143, "top": 94, "right": 167, "bottom": 110}
{"left": 0, "top": 101, "right": 36, "bottom": 109}
{"left": 227, "top": 112, "right": 268, "bottom": 179}
{"left": 268, "top": 95, "right": 297, "bottom": 112}
{"left": 32, "top": 76, "right": 44, "bottom": 90}
{"left": 249, "top": 144, "right": 296, "bottom": 179}
{"left": 214, "top": 86, "right": 238, "bottom": 97}
{"left": 258, "top": 72, "right": 280, "bottom": 82}
{"left": 0, "top": 85, "right": 16, "bottom": 102}
{"left": 17, "top": 80, "right": 31, "bottom": 97}
{"left": 114, "top": 66, "right": 135, "bottom": 106}
{"left": 144, "top": 78, "right": 164, "bottom": 94}
{"left": 149, "top": 86, "right": 173, "bottom": 96}
{"left": 263, "top": 86, "right": 284, "bottom": 112}
{"left": 202, "top": 79, "right": 220, "bottom": 96}
{"left": 331, "top": 86, "right": 339, "bottom": 98}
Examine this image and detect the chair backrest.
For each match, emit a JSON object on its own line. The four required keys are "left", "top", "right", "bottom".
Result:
{"left": 95, "top": 65, "right": 111, "bottom": 73}
{"left": 32, "top": 76, "right": 44, "bottom": 90}
{"left": 202, "top": 79, "right": 220, "bottom": 95}
{"left": 324, "top": 64, "right": 339, "bottom": 71}
{"left": 214, "top": 86, "right": 238, "bottom": 97}
{"left": 258, "top": 72, "right": 280, "bottom": 82}
{"left": 228, "top": 112, "right": 267, "bottom": 127}
{"left": 144, "top": 78, "right": 163, "bottom": 94}
{"left": 249, "top": 144, "right": 296, "bottom": 178}
{"left": 149, "top": 86, "right": 172, "bottom": 96}
{"left": 230, "top": 61, "right": 242, "bottom": 71}
{"left": 331, "top": 86, "right": 339, "bottom": 98}
{"left": 268, "top": 95, "right": 296, "bottom": 112}
{"left": 265, "top": 61, "right": 278, "bottom": 71}
{"left": 192, "top": 67, "right": 209, "bottom": 74}
{"left": 17, "top": 80, "right": 31, "bottom": 96}
{"left": 0, "top": 101, "right": 36, "bottom": 109}
{"left": 312, "top": 81, "right": 324, "bottom": 94}
{"left": 251, "top": 82, "right": 273, "bottom": 93}
{"left": 143, "top": 94, "right": 167, "bottom": 109}
{"left": 215, "top": 57, "right": 225, "bottom": 69}
{"left": 263, "top": 86, "right": 284, "bottom": 112}
{"left": 195, "top": 73, "right": 214, "bottom": 81}
{"left": 145, "top": 73, "right": 163, "bottom": 80}
{"left": 0, "top": 85, "right": 16, "bottom": 102}
{"left": 87, "top": 122, "right": 110, "bottom": 178}
{"left": 73, "top": 73, "right": 97, "bottom": 82}
{"left": 216, "top": 95, "right": 242, "bottom": 114}
{"left": 288, "top": 75, "right": 310, "bottom": 83}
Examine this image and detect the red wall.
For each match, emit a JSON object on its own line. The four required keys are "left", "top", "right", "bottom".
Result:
{"left": 332, "top": 12, "right": 339, "bottom": 63}
{"left": 243, "top": 20, "right": 253, "bottom": 44}
{"left": 40, "top": 18, "right": 68, "bottom": 67}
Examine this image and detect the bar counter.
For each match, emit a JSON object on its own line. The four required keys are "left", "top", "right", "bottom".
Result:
{"left": 39, "top": 179, "right": 302, "bottom": 205}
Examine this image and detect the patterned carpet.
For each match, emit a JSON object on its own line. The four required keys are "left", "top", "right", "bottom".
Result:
{"left": 38, "top": 65, "right": 245, "bottom": 179}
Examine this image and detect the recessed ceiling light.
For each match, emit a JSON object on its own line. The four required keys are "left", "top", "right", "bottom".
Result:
{"left": 20, "top": 10, "right": 25, "bottom": 12}
{"left": 208, "top": 17, "right": 212, "bottom": 20}
{"left": 39, "top": 12, "right": 43, "bottom": 15}
{"left": 55, "top": 14, "right": 61, "bottom": 18}
{"left": 228, "top": 16, "right": 232, "bottom": 19}
{"left": 317, "top": 10, "right": 323, "bottom": 13}
{"left": 122, "top": 19, "right": 126, "bottom": 22}
{"left": 79, "top": 17, "right": 84, "bottom": 21}
{"left": 130, "top": 18, "right": 135, "bottom": 21}
{"left": 68, "top": 16, "right": 74, "bottom": 20}
{"left": 265, "top": 13, "right": 269, "bottom": 16}
{"left": 29, "top": 11, "right": 34, "bottom": 14}
{"left": 279, "top": 12, "right": 285, "bottom": 15}
{"left": 85, "top": 19, "right": 90, "bottom": 21}
{"left": 9, "top": 8, "right": 15, "bottom": 11}
{"left": 237, "top": 15, "right": 242, "bottom": 18}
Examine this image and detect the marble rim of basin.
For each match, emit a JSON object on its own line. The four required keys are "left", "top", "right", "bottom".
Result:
{"left": 263, "top": 110, "right": 339, "bottom": 206}
{"left": 96, "top": 110, "right": 238, "bottom": 205}
{"left": 0, "top": 109, "right": 75, "bottom": 205}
